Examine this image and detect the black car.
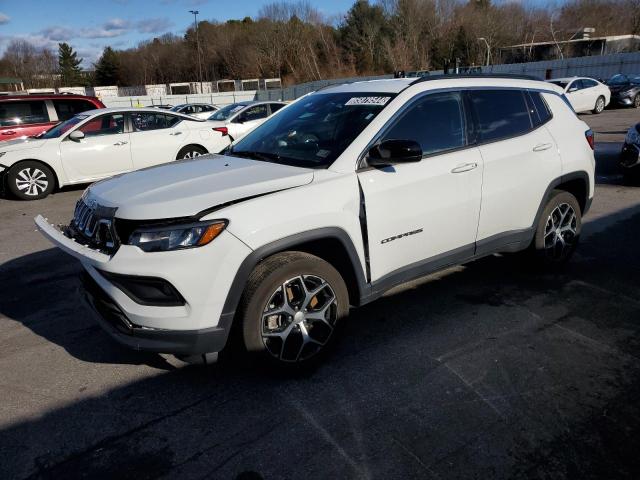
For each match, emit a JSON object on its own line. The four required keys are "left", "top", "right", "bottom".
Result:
{"left": 620, "top": 122, "right": 640, "bottom": 178}
{"left": 606, "top": 74, "right": 640, "bottom": 108}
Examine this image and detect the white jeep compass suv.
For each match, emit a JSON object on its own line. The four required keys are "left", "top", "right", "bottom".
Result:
{"left": 36, "top": 75, "right": 595, "bottom": 366}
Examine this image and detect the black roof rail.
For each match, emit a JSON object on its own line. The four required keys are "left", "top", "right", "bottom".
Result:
{"left": 410, "top": 73, "right": 542, "bottom": 85}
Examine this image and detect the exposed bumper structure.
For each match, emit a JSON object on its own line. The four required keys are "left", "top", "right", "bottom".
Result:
{"left": 35, "top": 214, "right": 252, "bottom": 355}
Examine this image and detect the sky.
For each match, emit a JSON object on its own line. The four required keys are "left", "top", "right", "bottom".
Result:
{"left": 0, "top": 0, "right": 355, "bottom": 67}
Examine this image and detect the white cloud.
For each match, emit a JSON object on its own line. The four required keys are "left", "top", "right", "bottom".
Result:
{"left": 0, "top": 13, "right": 9, "bottom": 25}
{"left": 136, "top": 17, "right": 173, "bottom": 34}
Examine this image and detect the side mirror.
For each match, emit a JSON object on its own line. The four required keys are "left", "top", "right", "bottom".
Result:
{"left": 367, "top": 139, "right": 422, "bottom": 167}
{"left": 234, "top": 114, "right": 245, "bottom": 124}
{"left": 68, "top": 130, "right": 85, "bottom": 142}
{"left": 568, "top": 86, "right": 578, "bottom": 93}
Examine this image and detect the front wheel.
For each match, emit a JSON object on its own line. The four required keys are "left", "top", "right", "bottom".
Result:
{"left": 176, "top": 145, "right": 207, "bottom": 160}
{"left": 633, "top": 94, "right": 640, "bottom": 109}
{"left": 7, "top": 161, "right": 55, "bottom": 200}
{"left": 532, "top": 190, "right": 582, "bottom": 266}
{"left": 592, "top": 96, "right": 605, "bottom": 114}
{"left": 238, "top": 252, "right": 349, "bottom": 368}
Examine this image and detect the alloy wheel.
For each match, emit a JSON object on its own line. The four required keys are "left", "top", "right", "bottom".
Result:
{"left": 634, "top": 95, "right": 640, "bottom": 108}
{"left": 544, "top": 203, "right": 577, "bottom": 261}
{"left": 261, "top": 275, "right": 338, "bottom": 362}
{"left": 182, "top": 150, "right": 202, "bottom": 159}
{"left": 596, "top": 97, "right": 604, "bottom": 112}
{"left": 15, "top": 167, "right": 49, "bottom": 197}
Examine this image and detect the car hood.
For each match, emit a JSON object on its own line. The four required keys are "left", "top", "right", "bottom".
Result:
{"left": 0, "top": 137, "right": 49, "bottom": 152}
{"left": 87, "top": 154, "right": 315, "bottom": 219}
{"left": 609, "top": 84, "right": 637, "bottom": 94}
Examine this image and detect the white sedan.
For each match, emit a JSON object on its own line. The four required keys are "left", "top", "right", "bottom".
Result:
{"left": 206, "top": 101, "right": 287, "bottom": 142}
{"left": 170, "top": 103, "right": 218, "bottom": 119}
{"left": 548, "top": 77, "right": 611, "bottom": 114}
{"left": 0, "top": 107, "right": 231, "bottom": 200}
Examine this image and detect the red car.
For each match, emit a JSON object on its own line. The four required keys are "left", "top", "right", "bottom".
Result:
{"left": 0, "top": 94, "right": 105, "bottom": 142}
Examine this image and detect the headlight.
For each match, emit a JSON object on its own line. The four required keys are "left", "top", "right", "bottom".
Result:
{"left": 626, "top": 128, "right": 640, "bottom": 145}
{"left": 129, "top": 220, "right": 227, "bottom": 252}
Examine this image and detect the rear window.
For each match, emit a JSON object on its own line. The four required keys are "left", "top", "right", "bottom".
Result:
{"left": 53, "top": 99, "right": 97, "bottom": 121}
{"left": 469, "top": 90, "right": 532, "bottom": 142}
{"left": 0, "top": 100, "right": 49, "bottom": 126}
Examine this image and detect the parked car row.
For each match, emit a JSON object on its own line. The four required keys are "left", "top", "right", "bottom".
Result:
{"left": 547, "top": 73, "right": 640, "bottom": 113}
{"left": 0, "top": 99, "right": 286, "bottom": 199}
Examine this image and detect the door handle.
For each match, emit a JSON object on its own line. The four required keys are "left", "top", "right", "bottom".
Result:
{"left": 533, "top": 143, "right": 553, "bottom": 152}
{"left": 1, "top": 131, "right": 15, "bottom": 135}
{"left": 113, "top": 141, "right": 128, "bottom": 146}
{"left": 169, "top": 131, "right": 182, "bottom": 136}
{"left": 451, "top": 162, "right": 478, "bottom": 173}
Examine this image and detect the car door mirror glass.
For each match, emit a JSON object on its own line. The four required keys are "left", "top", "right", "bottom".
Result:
{"left": 68, "top": 130, "right": 85, "bottom": 141}
{"left": 367, "top": 139, "right": 422, "bottom": 167}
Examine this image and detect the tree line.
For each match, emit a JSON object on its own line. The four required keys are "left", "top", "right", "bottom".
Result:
{"left": 2, "top": 0, "right": 639, "bottom": 89}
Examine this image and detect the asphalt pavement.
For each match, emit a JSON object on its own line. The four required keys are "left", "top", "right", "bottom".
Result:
{"left": 1, "top": 107, "right": 639, "bottom": 479}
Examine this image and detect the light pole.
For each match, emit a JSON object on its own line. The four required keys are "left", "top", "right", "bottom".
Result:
{"left": 189, "top": 10, "right": 204, "bottom": 93}
{"left": 477, "top": 37, "right": 491, "bottom": 66}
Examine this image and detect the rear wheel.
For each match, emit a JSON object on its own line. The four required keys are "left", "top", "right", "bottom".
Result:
{"left": 592, "top": 96, "right": 605, "bottom": 114}
{"left": 237, "top": 252, "right": 349, "bottom": 368}
{"left": 176, "top": 145, "right": 207, "bottom": 160}
{"left": 531, "top": 190, "right": 582, "bottom": 266}
{"left": 633, "top": 94, "right": 640, "bottom": 109}
{"left": 7, "top": 161, "right": 55, "bottom": 200}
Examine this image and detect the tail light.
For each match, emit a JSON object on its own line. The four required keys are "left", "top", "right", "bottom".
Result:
{"left": 585, "top": 129, "right": 595, "bottom": 150}
{"left": 213, "top": 127, "right": 228, "bottom": 136}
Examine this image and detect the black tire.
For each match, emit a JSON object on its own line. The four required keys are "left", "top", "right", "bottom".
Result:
{"left": 633, "top": 94, "right": 640, "bottom": 109}
{"left": 176, "top": 145, "right": 207, "bottom": 160}
{"left": 592, "top": 95, "right": 605, "bottom": 114}
{"left": 7, "top": 161, "right": 55, "bottom": 200}
{"left": 531, "top": 190, "right": 582, "bottom": 267}
{"left": 237, "top": 251, "right": 349, "bottom": 369}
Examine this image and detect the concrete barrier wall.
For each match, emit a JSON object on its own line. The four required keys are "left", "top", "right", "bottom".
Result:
{"left": 100, "top": 91, "right": 257, "bottom": 108}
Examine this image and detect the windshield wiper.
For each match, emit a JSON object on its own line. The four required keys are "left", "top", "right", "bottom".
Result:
{"left": 229, "top": 150, "right": 282, "bottom": 163}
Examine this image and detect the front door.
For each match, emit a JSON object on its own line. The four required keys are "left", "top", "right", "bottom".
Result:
{"left": 229, "top": 104, "right": 269, "bottom": 140}
{"left": 358, "top": 91, "right": 483, "bottom": 281}
{"left": 59, "top": 112, "right": 132, "bottom": 183}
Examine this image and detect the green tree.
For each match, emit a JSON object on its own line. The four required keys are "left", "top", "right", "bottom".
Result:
{"left": 58, "top": 42, "right": 83, "bottom": 86}
{"left": 339, "top": 0, "right": 390, "bottom": 73}
{"left": 94, "top": 46, "right": 120, "bottom": 86}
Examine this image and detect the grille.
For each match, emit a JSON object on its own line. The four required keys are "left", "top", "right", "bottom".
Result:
{"left": 66, "top": 198, "right": 119, "bottom": 254}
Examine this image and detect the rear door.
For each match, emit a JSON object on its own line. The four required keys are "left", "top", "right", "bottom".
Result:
{"left": 0, "top": 99, "right": 52, "bottom": 141}
{"left": 128, "top": 112, "right": 186, "bottom": 169}
{"left": 59, "top": 112, "right": 132, "bottom": 182}
{"left": 470, "top": 89, "right": 561, "bottom": 251}
{"left": 358, "top": 91, "right": 483, "bottom": 281}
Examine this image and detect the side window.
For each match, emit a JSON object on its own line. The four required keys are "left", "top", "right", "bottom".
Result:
{"left": 382, "top": 92, "right": 466, "bottom": 156}
{"left": 526, "top": 91, "right": 552, "bottom": 127}
{"left": 269, "top": 103, "right": 285, "bottom": 114}
{"left": 568, "top": 80, "right": 583, "bottom": 92}
{"left": 0, "top": 100, "right": 49, "bottom": 126}
{"left": 131, "top": 112, "right": 181, "bottom": 131}
{"left": 53, "top": 99, "right": 96, "bottom": 121}
{"left": 79, "top": 114, "right": 125, "bottom": 137}
{"left": 201, "top": 105, "right": 214, "bottom": 112}
{"left": 239, "top": 104, "right": 268, "bottom": 122}
{"left": 469, "top": 90, "right": 532, "bottom": 142}
{"left": 582, "top": 79, "right": 598, "bottom": 88}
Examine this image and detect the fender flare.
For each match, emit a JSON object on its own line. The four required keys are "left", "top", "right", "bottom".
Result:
{"left": 532, "top": 170, "right": 591, "bottom": 230}
{"left": 219, "top": 227, "right": 369, "bottom": 326}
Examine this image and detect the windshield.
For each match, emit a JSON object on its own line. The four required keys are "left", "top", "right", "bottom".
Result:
{"left": 227, "top": 92, "right": 393, "bottom": 169}
{"left": 208, "top": 103, "right": 246, "bottom": 121}
{"left": 608, "top": 74, "right": 629, "bottom": 85}
{"left": 549, "top": 80, "right": 569, "bottom": 89}
{"left": 39, "top": 115, "right": 88, "bottom": 139}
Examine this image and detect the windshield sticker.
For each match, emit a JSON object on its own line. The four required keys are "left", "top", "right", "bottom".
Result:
{"left": 316, "top": 149, "right": 331, "bottom": 158}
{"left": 345, "top": 96, "right": 391, "bottom": 106}
{"left": 230, "top": 106, "right": 244, "bottom": 112}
